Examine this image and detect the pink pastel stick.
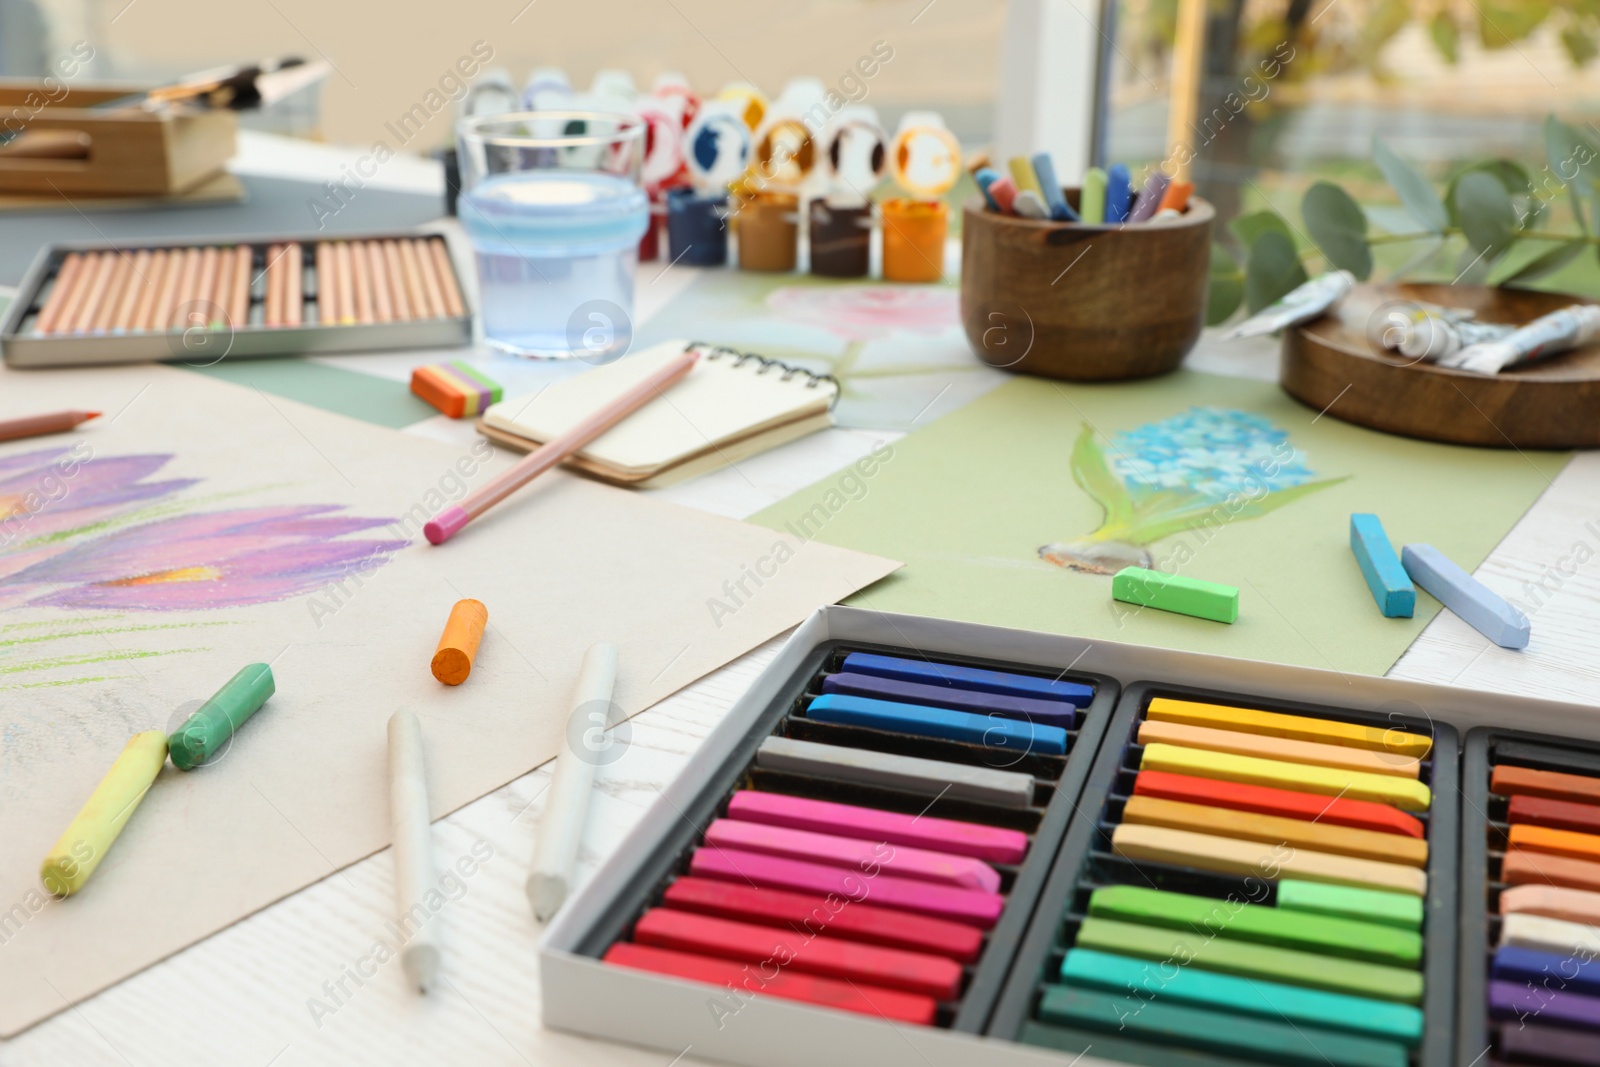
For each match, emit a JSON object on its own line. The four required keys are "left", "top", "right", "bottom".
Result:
{"left": 690, "top": 847, "right": 1004, "bottom": 929}
{"left": 705, "top": 818, "right": 1001, "bottom": 892}
{"left": 726, "top": 790, "right": 1029, "bottom": 864}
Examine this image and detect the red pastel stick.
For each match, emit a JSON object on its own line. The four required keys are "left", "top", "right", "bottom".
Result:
{"left": 726, "top": 791, "right": 1028, "bottom": 865}
{"left": 633, "top": 908, "right": 963, "bottom": 999}
{"left": 603, "top": 942, "right": 937, "bottom": 1024}
{"left": 690, "top": 847, "right": 1004, "bottom": 928}
{"left": 1510, "top": 795, "right": 1600, "bottom": 837}
{"left": 704, "top": 818, "right": 1000, "bottom": 892}
{"left": 1132, "top": 770, "right": 1425, "bottom": 839}
{"left": 662, "top": 876, "right": 985, "bottom": 962}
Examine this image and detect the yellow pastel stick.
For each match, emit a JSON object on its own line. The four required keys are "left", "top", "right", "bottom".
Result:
{"left": 41, "top": 731, "right": 168, "bottom": 897}
{"left": 1112, "top": 823, "right": 1427, "bottom": 896}
{"left": 1137, "top": 720, "right": 1422, "bottom": 779}
{"left": 1007, "top": 156, "right": 1043, "bottom": 198}
{"left": 1146, "top": 698, "right": 1433, "bottom": 759}
{"left": 1140, "top": 743, "right": 1433, "bottom": 812}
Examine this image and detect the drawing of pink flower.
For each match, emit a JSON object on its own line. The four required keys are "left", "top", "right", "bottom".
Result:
{"left": 766, "top": 285, "right": 959, "bottom": 342}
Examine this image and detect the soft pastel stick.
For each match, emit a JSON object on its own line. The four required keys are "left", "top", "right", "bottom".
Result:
{"left": 973, "top": 166, "right": 1001, "bottom": 211}
{"left": 1501, "top": 883, "right": 1600, "bottom": 925}
{"left": 1500, "top": 911, "right": 1600, "bottom": 956}
{"left": 1074, "top": 917, "right": 1424, "bottom": 1003}
{"left": 1113, "top": 566, "right": 1238, "bottom": 623}
{"left": 1019, "top": 1020, "right": 1272, "bottom": 1066}
{"left": 1133, "top": 769, "right": 1425, "bottom": 839}
{"left": 1490, "top": 979, "right": 1600, "bottom": 1032}
{"left": 1007, "top": 155, "right": 1043, "bottom": 198}
{"left": 1139, "top": 743, "right": 1433, "bottom": 812}
{"left": 431, "top": 598, "right": 487, "bottom": 685}
{"left": 1030, "top": 152, "right": 1077, "bottom": 220}
{"left": 702, "top": 818, "right": 1000, "bottom": 891}
{"left": 1498, "top": 1022, "right": 1600, "bottom": 1067}
{"left": 1111, "top": 823, "right": 1427, "bottom": 896}
{"left": 603, "top": 942, "right": 937, "bottom": 1024}
{"left": 1495, "top": 763, "right": 1600, "bottom": 804}
{"left": 1087, "top": 885, "right": 1421, "bottom": 966}
{"left": 1058, "top": 949, "right": 1424, "bottom": 1045}
{"left": 1350, "top": 514, "right": 1416, "bottom": 618}
{"left": 1079, "top": 167, "right": 1107, "bottom": 224}
{"left": 632, "top": 908, "right": 963, "bottom": 999}
{"left": 822, "top": 672, "right": 1078, "bottom": 727}
{"left": 1146, "top": 698, "right": 1433, "bottom": 758}
{"left": 1035, "top": 984, "right": 1409, "bottom": 1067}
{"left": 988, "top": 175, "right": 1018, "bottom": 215}
{"left": 168, "top": 663, "right": 275, "bottom": 770}
{"left": 40, "top": 732, "right": 168, "bottom": 896}
{"left": 1503, "top": 848, "right": 1600, "bottom": 893}
{"left": 1126, "top": 172, "right": 1171, "bottom": 223}
{"left": 839, "top": 652, "right": 1093, "bottom": 705}
{"left": 724, "top": 790, "right": 1028, "bottom": 864}
{"left": 1159, "top": 179, "right": 1194, "bottom": 213}
{"left": 1276, "top": 879, "right": 1423, "bottom": 930}
{"left": 1511, "top": 822, "right": 1600, "bottom": 862}
{"left": 1121, "top": 795, "right": 1428, "bottom": 868}
{"left": 754, "top": 736, "right": 1035, "bottom": 808}
{"left": 661, "top": 876, "right": 984, "bottom": 961}
{"left": 1011, "top": 190, "right": 1049, "bottom": 219}
{"left": 805, "top": 693, "right": 1068, "bottom": 755}
{"left": 1494, "top": 944, "right": 1600, "bottom": 998}
{"left": 1105, "top": 163, "right": 1132, "bottom": 223}
{"left": 689, "top": 846, "right": 1004, "bottom": 927}
{"left": 1510, "top": 794, "right": 1600, "bottom": 835}
{"left": 1137, "top": 719, "right": 1422, "bottom": 779}
{"left": 1402, "top": 542, "right": 1529, "bottom": 648}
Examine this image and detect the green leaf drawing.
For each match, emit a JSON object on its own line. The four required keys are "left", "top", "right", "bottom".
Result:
{"left": 1069, "top": 427, "right": 1135, "bottom": 534}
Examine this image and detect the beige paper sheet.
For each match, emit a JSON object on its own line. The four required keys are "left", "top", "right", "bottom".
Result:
{"left": 0, "top": 362, "right": 897, "bottom": 1036}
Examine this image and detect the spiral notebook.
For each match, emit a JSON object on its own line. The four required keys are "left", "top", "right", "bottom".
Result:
{"left": 478, "top": 340, "right": 840, "bottom": 488}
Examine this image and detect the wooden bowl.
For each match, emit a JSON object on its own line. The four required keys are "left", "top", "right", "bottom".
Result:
{"left": 959, "top": 193, "right": 1214, "bottom": 380}
{"left": 1281, "top": 283, "right": 1600, "bottom": 449}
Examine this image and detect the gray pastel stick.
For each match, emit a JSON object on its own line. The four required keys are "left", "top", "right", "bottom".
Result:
{"left": 755, "top": 736, "right": 1035, "bottom": 808}
{"left": 1401, "top": 542, "right": 1530, "bottom": 649}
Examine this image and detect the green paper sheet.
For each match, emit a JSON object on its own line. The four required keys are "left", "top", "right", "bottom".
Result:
{"left": 752, "top": 370, "right": 1568, "bottom": 676}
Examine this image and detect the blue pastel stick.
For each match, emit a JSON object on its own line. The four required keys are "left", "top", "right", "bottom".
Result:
{"left": 1105, "top": 163, "right": 1132, "bottom": 223}
{"left": 1494, "top": 945, "right": 1600, "bottom": 999}
{"left": 973, "top": 167, "right": 1002, "bottom": 212}
{"left": 1401, "top": 542, "right": 1530, "bottom": 649}
{"left": 820, "top": 672, "right": 1079, "bottom": 727}
{"left": 1350, "top": 514, "right": 1415, "bottom": 618}
{"left": 805, "top": 693, "right": 1068, "bottom": 755}
{"left": 1029, "top": 153, "right": 1078, "bottom": 221}
{"left": 840, "top": 652, "right": 1094, "bottom": 706}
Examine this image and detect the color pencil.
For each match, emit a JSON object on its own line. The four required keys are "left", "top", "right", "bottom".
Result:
{"left": 334, "top": 241, "right": 356, "bottom": 325}
{"left": 411, "top": 238, "right": 448, "bottom": 319}
{"left": 193, "top": 245, "right": 219, "bottom": 325}
{"left": 396, "top": 239, "right": 430, "bottom": 319}
{"left": 0, "top": 410, "right": 101, "bottom": 442}
{"left": 384, "top": 239, "right": 414, "bottom": 320}
{"left": 427, "top": 238, "right": 465, "bottom": 317}
{"left": 314, "top": 241, "right": 335, "bottom": 325}
{"left": 168, "top": 247, "right": 201, "bottom": 328}
{"left": 229, "top": 244, "right": 251, "bottom": 328}
{"left": 132, "top": 249, "right": 170, "bottom": 332}
{"left": 349, "top": 240, "right": 375, "bottom": 324}
{"left": 424, "top": 345, "right": 700, "bottom": 544}
{"left": 284, "top": 243, "right": 303, "bottom": 326}
{"left": 264, "top": 244, "right": 283, "bottom": 327}
{"left": 367, "top": 241, "right": 394, "bottom": 323}
{"left": 110, "top": 250, "right": 151, "bottom": 332}
{"left": 94, "top": 254, "right": 136, "bottom": 333}
{"left": 71, "top": 251, "right": 117, "bottom": 333}
{"left": 33, "top": 252, "right": 84, "bottom": 334}
{"left": 52, "top": 252, "right": 98, "bottom": 334}
{"left": 209, "top": 246, "right": 234, "bottom": 328}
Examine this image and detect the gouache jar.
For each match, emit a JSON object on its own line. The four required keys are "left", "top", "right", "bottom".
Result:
{"left": 735, "top": 192, "right": 799, "bottom": 272}
{"left": 808, "top": 201, "right": 871, "bottom": 278}
{"left": 666, "top": 188, "right": 730, "bottom": 266}
{"left": 880, "top": 197, "right": 947, "bottom": 283}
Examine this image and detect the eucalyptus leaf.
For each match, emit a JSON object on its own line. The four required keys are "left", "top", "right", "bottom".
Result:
{"left": 1206, "top": 242, "right": 1245, "bottom": 326}
{"left": 1477, "top": 0, "right": 1551, "bottom": 49}
{"left": 1301, "top": 182, "right": 1373, "bottom": 278}
{"left": 1373, "top": 138, "right": 1448, "bottom": 233}
{"left": 1494, "top": 239, "right": 1588, "bottom": 286}
{"left": 1229, "top": 210, "right": 1295, "bottom": 252}
{"left": 1562, "top": 26, "right": 1599, "bottom": 66}
{"left": 1244, "top": 231, "right": 1309, "bottom": 314}
{"left": 1429, "top": 11, "right": 1460, "bottom": 63}
{"left": 1454, "top": 171, "right": 1517, "bottom": 254}
{"left": 1454, "top": 242, "right": 1498, "bottom": 286}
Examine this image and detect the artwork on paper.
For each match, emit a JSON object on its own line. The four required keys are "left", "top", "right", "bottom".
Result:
{"left": 1040, "top": 407, "right": 1346, "bottom": 575}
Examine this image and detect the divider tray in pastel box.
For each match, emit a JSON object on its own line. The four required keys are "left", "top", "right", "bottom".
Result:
{"left": 580, "top": 641, "right": 1119, "bottom": 1033}
{"left": 1458, "top": 728, "right": 1600, "bottom": 1067}
{"left": 987, "top": 682, "right": 1460, "bottom": 1067}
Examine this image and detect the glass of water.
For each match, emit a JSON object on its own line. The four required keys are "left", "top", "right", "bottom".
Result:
{"left": 456, "top": 111, "right": 648, "bottom": 360}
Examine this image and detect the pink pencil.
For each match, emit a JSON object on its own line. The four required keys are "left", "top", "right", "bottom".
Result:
{"left": 725, "top": 791, "right": 1029, "bottom": 864}
{"left": 703, "top": 818, "right": 1001, "bottom": 892}
{"left": 688, "top": 847, "right": 1005, "bottom": 928}
{"left": 424, "top": 345, "right": 701, "bottom": 544}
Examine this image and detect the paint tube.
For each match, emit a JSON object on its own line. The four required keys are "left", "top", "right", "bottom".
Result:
{"left": 1225, "top": 271, "right": 1355, "bottom": 340}
{"left": 1394, "top": 312, "right": 1515, "bottom": 361}
{"left": 1442, "top": 304, "right": 1600, "bottom": 374}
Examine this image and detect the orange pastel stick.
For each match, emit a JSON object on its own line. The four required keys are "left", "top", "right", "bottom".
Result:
{"left": 1510, "top": 823, "right": 1600, "bottom": 863}
{"left": 431, "top": 599, "right": 488, "bottom": 685}
{"left": 1159, "top": 180, "right": 1194, "bottom": 213}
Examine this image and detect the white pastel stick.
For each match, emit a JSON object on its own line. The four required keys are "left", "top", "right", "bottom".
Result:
{"left": 388, "top": 708, "right": 441, "bottom": 992}
{"left": 755, "top": 735, "right": 1036, "bottom": 808}
{"left": 1401, "top": 543, "right": 1530, "bottom": 649}
{"left": 528, "top": 642, "right": 618, "bottom": 921}
{"left": 1500, "top": 911, "right": 1600, "bottom": 957}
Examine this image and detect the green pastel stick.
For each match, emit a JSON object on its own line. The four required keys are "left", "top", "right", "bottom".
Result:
{"left": 1074, "top": 917, "right": 1423, "bottom": 1003}
{"left": 168, "top": 663, "right": 275, "bottom": 770}
{"left": 1059, "top": 949, "right": 1424, "bottom": 1045}
{"left": 1087, "top": 885, "right": 1421, "bottom": 966}
{"left": 1035, "top": 985, "right": 1409, "bottom": 1067}
{"left": 1019, "top": 1020, "right": 1243, "bottom": 1067}
{"left": 1112, "top": 566, "right": 1239, "bottom": 624}
{"left": 1080, "top": 167, "right": 1107, "bottom": 225}
{"left": 1277, "top": 879, "right": 1424, "bottom": 930}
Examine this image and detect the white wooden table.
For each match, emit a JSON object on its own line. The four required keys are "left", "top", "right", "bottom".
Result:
{"left": 7, "top": 137, "right": 1599, "bottom": 1067}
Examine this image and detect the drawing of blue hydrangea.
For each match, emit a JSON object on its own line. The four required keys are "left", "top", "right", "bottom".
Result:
{"left": 1040, "top": 407, "right": 1345, "bottom": 574}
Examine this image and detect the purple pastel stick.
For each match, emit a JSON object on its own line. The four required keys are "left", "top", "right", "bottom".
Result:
{"left": 821, "top": 672, "right": 1079, "bottom": 727}
{"left": 1489, "top": 979, "right": 1600, "bottom": 1032}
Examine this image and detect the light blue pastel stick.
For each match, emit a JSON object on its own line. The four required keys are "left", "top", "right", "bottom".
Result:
{"left": 1030, "top": 153, "right": 1078, "bottom": 221}
{"left": 1105, "top": 163, "right": 1133, "bottom": 223}
{"left": 973, "top": 167, "right": 1002, "bottom": 212}
{"left": 1402, "top": 542, "right": 1529, "bottom": 648}
{"left": 805, "top": 693, "right": 1068, "bottom": 755}
{"left": 1350, "top": 514, "right": 1415, "bottom": 618}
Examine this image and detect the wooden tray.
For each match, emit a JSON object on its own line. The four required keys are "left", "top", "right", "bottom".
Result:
{"left": 1282, "top": 283, "right": 1600, "bottom": 448}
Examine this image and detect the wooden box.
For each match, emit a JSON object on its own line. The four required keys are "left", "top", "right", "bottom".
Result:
{"left": 0, "top": 81, "right": 236, "bottom": 196}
